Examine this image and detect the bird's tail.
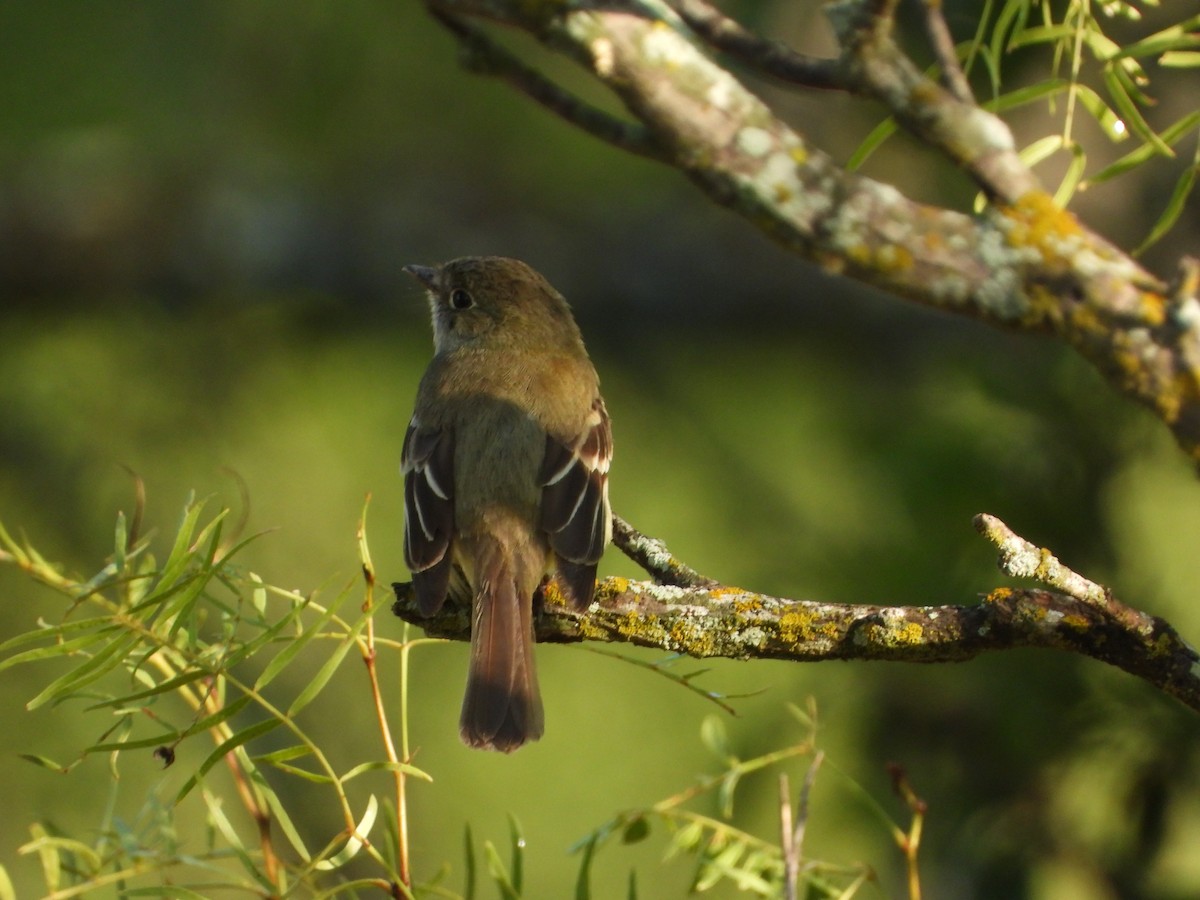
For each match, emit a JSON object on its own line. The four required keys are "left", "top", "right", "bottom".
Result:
{"left": 460, "top": 540, "right": 544, "bottom": 752}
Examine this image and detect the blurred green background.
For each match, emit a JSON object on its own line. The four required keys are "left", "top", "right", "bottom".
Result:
{"left": 1, "top": 2, "right": 1199, "bottom": 898}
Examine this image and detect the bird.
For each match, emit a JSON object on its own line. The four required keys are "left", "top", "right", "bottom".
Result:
{"left": 401, "top": 256, "right": 612, "bottom": 752}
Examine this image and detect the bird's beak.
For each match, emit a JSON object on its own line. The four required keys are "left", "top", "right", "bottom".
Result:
{"left": 402, "top": 264, "right": 439, "bottom": 291}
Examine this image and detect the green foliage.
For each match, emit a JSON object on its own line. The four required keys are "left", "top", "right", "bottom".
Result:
{"left": 855, "top": 0, "right": 1199, "bottom": 250}
{"left": 571, "top": 705, "right": 898, "bottom": 900}
{"left": 0, "top": 495, "right": 432, "bottom": 896}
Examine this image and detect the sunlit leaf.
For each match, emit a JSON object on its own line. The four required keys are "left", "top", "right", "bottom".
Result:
{"left": 340, "top": 759, "right": 432, "bottom": 784}
{"left": 1054, "top": 143, "right": 1087, "bottom": 206}
{"left": 483, "top": 841, "right": 520, "bottom": 900}
{"left": 315, "top": 794, "right": 379, "bottom": 871}
{"left": 1102, "top": 65, "right": 1171, "bottom": 156}
{"left": 1160, "top": 50, "right": 1200, "bottom": 67}
{"left": 1006, "top": 23, "right": 1074, "bottom": 49}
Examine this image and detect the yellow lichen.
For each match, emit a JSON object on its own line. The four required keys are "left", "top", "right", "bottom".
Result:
{"left": 891, "top": 620, "right": 925, "bottom": 645}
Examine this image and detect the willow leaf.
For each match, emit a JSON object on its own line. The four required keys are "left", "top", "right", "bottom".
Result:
{"left": 176, "top": 717, "right": 282, "bottom": 804}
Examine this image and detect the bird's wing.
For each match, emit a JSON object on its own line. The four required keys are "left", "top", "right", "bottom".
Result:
{"left": 402, "top": 419, "right": 455, "bottom": 614}
{"left": 539, "top": 397, "right": 612, "bottom": 610}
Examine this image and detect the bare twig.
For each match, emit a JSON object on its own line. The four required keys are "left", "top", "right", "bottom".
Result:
{"left": 921, "top": 0, "right": 973, "bottom": 103}
{"left": 429, "top": 10, "right": 667, "bottom": 161}
{"left": 612, "top": 514, "right": 717, "bottom": 588}
{"left": 670, "top": 0, "right": 843, "bottom": 90}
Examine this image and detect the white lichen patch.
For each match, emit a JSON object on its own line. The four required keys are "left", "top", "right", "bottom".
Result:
{"left": 641, "top": 21, "right": 695, "bottom": 68}
{"left": 964, "top": 108, "right": 1016, "bottom": 153}
{"left": 974, "top": 224, "right": 1038, "bottom": 319}
{"left": 736, "top": 126, "right": 774, "bottom": 157}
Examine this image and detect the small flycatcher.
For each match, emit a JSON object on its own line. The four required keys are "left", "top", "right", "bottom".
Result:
{"left": 401, "top": 257, "right": 612, "bottom": 752}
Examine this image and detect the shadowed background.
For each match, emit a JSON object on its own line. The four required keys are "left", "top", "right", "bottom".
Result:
{"left": 1, "top": 3, "right": 1199, "bottom": 898}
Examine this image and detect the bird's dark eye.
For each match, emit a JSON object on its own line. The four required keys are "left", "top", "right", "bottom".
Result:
{"left": 449, "top": 288, "right": 474, "bottom": 310}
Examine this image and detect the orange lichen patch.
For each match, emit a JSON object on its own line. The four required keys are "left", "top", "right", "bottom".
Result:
{"left": 1060, "top": 613, "right": 1090, "bottom": 631}
{"left": 984, "top": 587, "right": 1014, "bottom": 604}
{"left": 732, "top": 596, "right": 765, "bottom": 615}
{"left": 892, "top": 620, "right": 924, "bottom": 645}
{"left": 1139, "top": 291, "right": 1167, "bottom": 327}
{"left": 1003, "top": 191, "right": 1083, "bottom": 261}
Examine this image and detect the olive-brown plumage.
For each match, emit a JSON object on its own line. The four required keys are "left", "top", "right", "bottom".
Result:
{"left": 401, "top": 257, "right": 612, "bottom": 751}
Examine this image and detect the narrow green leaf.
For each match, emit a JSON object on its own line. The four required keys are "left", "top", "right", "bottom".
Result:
{"left": 483, "top": 841, "right": 519, "bottom": 900}
{"left": 254, "top": 769, "right": 313, "bottom": 862}
{"left": 252, "top": 744, "right": 314, "bottom": 765}
{"left": 86, "top": 667, "right": 212, "bottom": 710}
{"left": 626, "top": 869, "right": 638, "bottom": 900}
{"left": 287, "top": 623, "right": 361, "bottom": 717}
{"left": 666, "top": 820, "right": 705, "bottom": 859}
{"left": 314, "top": 795, "right": 379, "bottom": 871}
{"left": 1110, "top": 17, "right": 1200, "bottom": 61}
{"left": 255, "top": 587, "right": 352, "bottom": 691}
{"left": 1102, "top": 65, "right": 1172, "bottom": 157}
{"left": 718, "top": 770, "right": 742, "bottom": 818}
{"left": 985, "top": 78, "right": 1068, "bottom": 113}
{"left": 574, "top": 834, "right": 597, "bottom": 900}
{"left": 846, "top": 117, "right": 897, "bottom": 171}
{"left": 1135, "top": 164, "right": 1197, "bottom": 255}
{"left": 156, "top": 500, "right": 208, "bottom": 593}
{"left": 1054, "top": 143, "right": 1087, "bottom": 207}
{"left": 0, "top": 616, "right": 113, "bottom": 655}
{"left": 1073, "top": 84, "right": 1129, "bottom": 141}
{"left": 340, "top": 759, "right": 432, "bottom": 784}
{"left": 1006, "top": 23, "right": 1074, "bottom": 49}
{"left": 509, "top": 813, "right": 525, "bottom": 896}
{"left": 18, "top": 753, "right": 69, "bottom": 773}
{"left": 1018, "top": 135, "right": 1065, "bottom": 168}
{"left": 1160, "top": 50, "right": 1200, "bottom": 68}
{"left": 0, "top": 628, "right": 116, "bottom": 674}
{"left": 200, "top": 786, "right": 280, "bottom": 891}
{"left": 175, "top": 717, "right": 281, "bottom": 804}
{"left": 22, "top": 824, "right": 59, "bottom": 894}
{"left": 464, "top": 824, "right": 477, "bottom": 900}
{"left": 0, "top": 862, "right": 15, "bottom": 900}
{"left": 1088, "top": 111, "right": 1200, "bottom": 183}
{"left": 22, "top": 834, "right": 102, "bottom": 875}
{"left": 26, "top": 631, "right": 139, "bottom": 710}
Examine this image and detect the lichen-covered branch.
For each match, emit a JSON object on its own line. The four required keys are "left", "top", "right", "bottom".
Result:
{"left": 421, "top": 0, "right": 1200, "bottom": 465}
{"left": 394, "top": 515, "right": 1200, "bottom": 714}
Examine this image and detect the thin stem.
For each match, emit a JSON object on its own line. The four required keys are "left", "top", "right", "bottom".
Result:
{"left": 358, "top": 498, "right": 411, "bottom": 890}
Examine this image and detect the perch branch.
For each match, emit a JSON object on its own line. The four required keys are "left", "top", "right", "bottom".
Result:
{"left": 394, "top": 515, "right": 1200, "bottom": 714}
